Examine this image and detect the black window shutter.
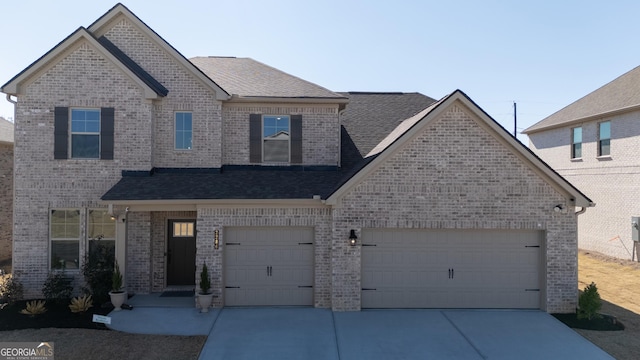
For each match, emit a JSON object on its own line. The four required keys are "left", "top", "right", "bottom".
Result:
{"left": 54, "top": 107, "right": 69, "bottom": 159}
{"left": 101, "top": 107, "right": 115, "bottom": 160}
{"left": 249, "top": 114, "right": 262, "bottom": 163}
{"left": 290, "top": 115, "right": 302, "bottom": 164}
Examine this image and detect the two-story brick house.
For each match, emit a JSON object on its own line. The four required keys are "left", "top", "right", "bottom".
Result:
{"left": 525, "top": 65, "right": 640, "bottom": 260}
{"left": 0, "top": 116, "right": 13, "bottom": 273}
{"left": 2, "top": 3, "right": 592, "bottom": 312}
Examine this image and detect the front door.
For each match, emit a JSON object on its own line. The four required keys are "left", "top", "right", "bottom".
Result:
{"left": 167, "top": 220, "right": 196, "bottom": 286}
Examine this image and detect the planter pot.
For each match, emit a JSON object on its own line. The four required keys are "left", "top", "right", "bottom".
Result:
{"left": 197, "top": 293, "right": 214, "bottom": 313}
{"left": 109, "top": 291, "right": 127, "bottom": 311}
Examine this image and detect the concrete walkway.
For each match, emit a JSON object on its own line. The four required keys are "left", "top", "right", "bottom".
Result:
{"left": 108, "top": 306, "right": 614, "bottom": 360}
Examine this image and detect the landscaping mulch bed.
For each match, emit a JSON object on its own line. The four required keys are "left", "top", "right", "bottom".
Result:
{"left": 553, "top": 313, "right": 625, "bottom": 331}
{"left": 0, "top": 299, "right": 112, "bottom": 331}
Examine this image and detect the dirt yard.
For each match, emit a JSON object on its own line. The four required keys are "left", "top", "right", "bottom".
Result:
{"left": 577, "top": 250, "right": 640, "bottom": 359}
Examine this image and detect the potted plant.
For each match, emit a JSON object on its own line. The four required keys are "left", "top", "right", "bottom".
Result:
{"left": 197, "top": 263, "right": 213, "bottom": 313}
{"left": 108, "top": 261, "right": 127, "bottom": 311}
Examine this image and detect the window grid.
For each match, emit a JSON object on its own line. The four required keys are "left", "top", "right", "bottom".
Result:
{"left": 71, "top": 109, "right": 100, "bottom": 158}
{"left": 571, "top": 127, "right": 582, "bottom": 159}
{"left": 50, "top": 209, "right": 81, "bottom": 270}
{"left": 598, "top": 121, "right": 611, "bottom": 157}
{"left": 173, "top": 222, "right": 194, "bottom": 237}
{"left": 175, "top": 112, "right": 193, "bottom": 150}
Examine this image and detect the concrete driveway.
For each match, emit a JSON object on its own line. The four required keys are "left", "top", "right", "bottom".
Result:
{"left": 195, "top": 308, "right": 613, "bottom": 360}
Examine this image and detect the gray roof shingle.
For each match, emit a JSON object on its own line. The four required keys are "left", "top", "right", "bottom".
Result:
{"left": 339, "top": 92, "right": 437, "bottom": 156}
{"left": 189, "top": 57, "right": 346, "bottom": 99}
{"left": 524, "top": 65, "right": 640, "bottom": 134}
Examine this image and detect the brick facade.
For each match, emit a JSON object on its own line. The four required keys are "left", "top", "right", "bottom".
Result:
{"left": 529, "top": 110, "right": 640, "bottom": 260}
{"left": 0, "top": 140, "right": 12, "bottom": 273}
{"left": 332, "top": 104, "right": 578, "bottom": 313}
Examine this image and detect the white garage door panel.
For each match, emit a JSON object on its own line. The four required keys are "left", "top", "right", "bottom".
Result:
{"left": 225, "top": 227, "right": 314, "bottom": 306}
{"left": 362, "top": 229, "right": 542, "bottom": 309}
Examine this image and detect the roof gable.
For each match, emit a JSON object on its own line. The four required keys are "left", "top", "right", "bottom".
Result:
{"left": 524, "top": 65, "right": 640, "bottom": 134}
{"left": 88, "top": 3, "right": 229, "bottom": 101}
{"left": 327, "top": 90, "right": 593, "bottom": 208}
{"left": 190, "top": 57, "right": 346, "bottom": 102}
{"left": 1, "top": 27, "right": 161, "bottom": 99}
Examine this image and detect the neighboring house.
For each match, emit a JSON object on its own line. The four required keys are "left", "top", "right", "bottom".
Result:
{"left": 1, "top": 3, "right": 592, "bottom": 313}
{"left": 0, "top": 116, "right": 13, "bottom": 273}
{"left": 524, "top": 65, "right": 640, "bottom": 260}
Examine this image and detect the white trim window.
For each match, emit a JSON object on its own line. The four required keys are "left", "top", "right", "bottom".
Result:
{"left": 175, "top": 112, "right": 193, "bottom": 150}
{"left": 571, "top": 126, "right": 582, "bottom": 159}
{"left": 71, "top": 109, "right": 101, "bottom": 158}
{"left": 263, "top": 115, "right": 290, "bottom": 162}
{"left": 50, "top": 209, "right": 81, "bottom": 269}
{"left": 598, "top": 121, "right": 610, "bottom": 156}
{"left": 87, "top": 210, "right": 116, "bottom": 265}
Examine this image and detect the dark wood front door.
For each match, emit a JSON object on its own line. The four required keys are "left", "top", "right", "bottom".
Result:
{"left": 167, "top": 220, "right": 196, "bottom": 286}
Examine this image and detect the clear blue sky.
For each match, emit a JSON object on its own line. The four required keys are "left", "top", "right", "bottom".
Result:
{"left": 2, "top": 0, "right": 640, "bottom": 143}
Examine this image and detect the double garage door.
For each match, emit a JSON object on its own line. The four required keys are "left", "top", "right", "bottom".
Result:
{"left": 224, "top": 227, "right": 314, "bottom": 306}
{"left": 361, "top": 229, "right": 544, "bottom": 309}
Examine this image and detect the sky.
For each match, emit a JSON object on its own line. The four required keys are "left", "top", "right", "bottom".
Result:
{"left": 2, "top": 0, "right": 640, "bottom": 143}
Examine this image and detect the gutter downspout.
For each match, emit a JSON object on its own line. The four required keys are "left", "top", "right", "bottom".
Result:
{"left": 6, "top": 94, "right": 17, "bottom": 105}
{"left": 575, "top": 207, "right": 587, "bottom": 216}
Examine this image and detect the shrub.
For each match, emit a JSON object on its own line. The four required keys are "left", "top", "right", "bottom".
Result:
{"left": 81, "top": 238, "right": 115, "bottom": 304}
{"left": 578, "top": 282, "right": 602, "bottom": 320}
{"left": 20, "top": 300, "right": 47, "bottom": 316}
{"left": 0, "top": 274, "right": 24, "bottom": 305}
{"left": 199, "top": 264, "right": 211, "bottom": 294}
{"left": 69, "top": 295, "right": 93, "bottom": 313}
{"left": 42, "top": 272, "right": 73, "bottom": 303}
{"left": 111, "top": 261, "right": 123, "bottom": 293}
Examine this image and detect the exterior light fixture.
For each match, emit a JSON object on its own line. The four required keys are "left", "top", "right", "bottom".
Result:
{"left": 553, "top": 205, "right": 567, "bottom": 213}
{"left": 214, "top": 229, "right": 220, "bottom": 250}
{"left": 349, "top": 229, "right": 358, "bottom": 246}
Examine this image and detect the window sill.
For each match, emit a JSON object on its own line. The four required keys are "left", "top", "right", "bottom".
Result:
{"left": 570, "top": 158, "right": 583, "bottom": 162}
{"left": 596, "top": 155, "right": 612, "bottom": 160}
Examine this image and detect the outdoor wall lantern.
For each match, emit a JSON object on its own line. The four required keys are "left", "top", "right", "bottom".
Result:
{"left": 553, "top": 205, "right": 567, "bottom": 214}
{"left": 349, "top": 229, "right": 358, "bottom": 246}
{"left": 214, "top": 229, "right": 220, "bottom": 250}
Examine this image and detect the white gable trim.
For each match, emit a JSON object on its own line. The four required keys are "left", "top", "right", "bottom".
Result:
{"left": 1, "top": 27, "right": 159, "bottom": 99}
{"left": 88, "top": 4, "right": 230, "bottom": 101}
{"left": 327, "top": 90, "right": 594, "bottom": 208}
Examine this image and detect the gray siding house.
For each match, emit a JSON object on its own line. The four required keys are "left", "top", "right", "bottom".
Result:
{"left": 0, "top": 117, "right": 13, "bottom": 273}
{"left": 1, "top": 3, "right": 592, "bottom": 313}
{"left": 525, "top": 65, "right": 640, "bottom": 261}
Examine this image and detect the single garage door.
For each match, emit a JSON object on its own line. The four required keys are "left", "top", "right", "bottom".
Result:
{"left": 224, "top": 227, "right": 314, "bottom": 306}
{"left": 361, "top": 229, "right": 543, "bottom": 309}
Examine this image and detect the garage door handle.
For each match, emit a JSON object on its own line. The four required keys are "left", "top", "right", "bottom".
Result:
{"left": 225, "top": 286, "right": 240, "bottom": 289}
{"left": 525, "top": 289, "right": 540, "bottom": 292}
{"left": 226, "top": 242, "right": 241, "bottom": 246}
{"left": 298, "top": 242, "right": 313, "bottom": 245}
{"left": 298, "top": 285, "right": 313, "bottom": 288}
{"left": 362, "top": 288, "right": 377, "bottom": 291}
{"left": 361, "top": 244, "right": 377, "bottom": 247}
{"left": 525, "top": 245, "right": 540, "bottom": 248}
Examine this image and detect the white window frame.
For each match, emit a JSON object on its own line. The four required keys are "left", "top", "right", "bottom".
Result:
{"left": 598, "top": 121, "right": 611, "bottom": 157}
{"left": 262, "top": 115, "right": 291, "bottom": 163}
{"left": 49, "top": 208, "right": 81, "bottom": 270}
{"left": 175, "top": 112, "right": 193, "bottom": 150}
{"left": 571, "top": 126, "right": 582, "bottom": 159}
{"left": 70, "top": 108, "right": 101, "bottom": 159}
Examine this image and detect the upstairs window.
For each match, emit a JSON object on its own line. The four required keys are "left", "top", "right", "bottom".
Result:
{"left": 175, "top": 112, "right": 193, "bottom": 150}
{"left": 598, "top": 121, "right": 610, "bottom": 156}
{"left": 571, "top": 127, "right": 582, "bottom": 159}
{"left": 263, "top": 115, "right": 290, "bottom": 162}
{"left": 249, "top": 114, "right": 302, "bottom": 164}
{"left": 71, "top": 109, "right": 100, "bottom": 158}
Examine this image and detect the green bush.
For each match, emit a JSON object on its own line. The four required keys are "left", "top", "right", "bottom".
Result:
{"left": 199, "top": 264, "right": 211, "bottom": 294}
{"left": 42, "top": 272, "right": 74, "bottom": 303}
{"left": 578, "top": 282, "right": 602, "bottom": 320}
{"left": 81, "top": 238, "right": 115, "bottom": 304}
{"left": 0, "top": 274, "right": 23, "bottom": 304}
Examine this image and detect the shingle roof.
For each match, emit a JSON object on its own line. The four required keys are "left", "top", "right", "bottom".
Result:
{"left": 189, "top": 57, "right": 346, "bottom": 99}
{"left": 97, "top": 36, "right": 168, "bottom": 97}
{"left": 524, "top": 65, "right": 640, "bottom": 134}
{"left": 338, "top": 92, "right": 437, "bottom": 156}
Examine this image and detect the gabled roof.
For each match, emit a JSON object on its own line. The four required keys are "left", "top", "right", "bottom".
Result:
{"left": 87, "top": 3, "right": 229, "bottom": 101}
{"left": 524, "top": 65, "right": 640, "bottom": 134}
{"left": 339, "top": 92, "right": 437, "bottom": 156}
{"left": 190, "top": 57, "right": 347, "bottom": 102}
{"left": 0, "top": 117, "right": 13, "bottom": 145}
{"left": 326, "top": 90, "right": 594, "bottom": 208}
{"left": 1, "top": 27, "right": 162, "bottom": 99}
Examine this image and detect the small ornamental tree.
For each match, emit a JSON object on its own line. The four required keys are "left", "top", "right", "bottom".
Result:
{"left": 578, "top": 282, "right": 602, "bottom": 320}
{"left": 81, "top": 237, "right": 115, "bottom": 304}
{"left": 199, "top": 264, "right": 211, "bottom": 295}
